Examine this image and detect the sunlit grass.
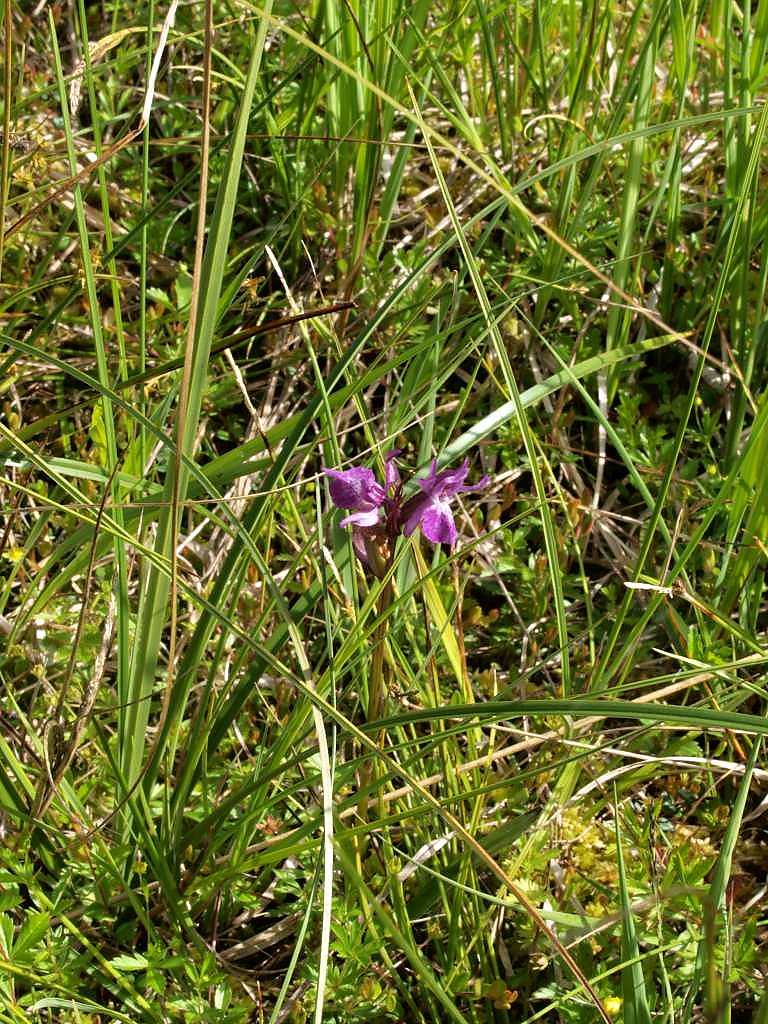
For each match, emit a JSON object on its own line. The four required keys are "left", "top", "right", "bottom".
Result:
{"left": 0, "top": 0, "right": 767, "bottom": 1021}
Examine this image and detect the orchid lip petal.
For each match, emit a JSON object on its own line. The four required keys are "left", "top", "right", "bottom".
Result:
{"left": 419, "top": 500, "right": 457, "bottom": 545}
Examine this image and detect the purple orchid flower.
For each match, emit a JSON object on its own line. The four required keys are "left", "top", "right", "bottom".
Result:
{"left": 323, "top": 451, "right": 399, "bottom": 530}
{"left": 402, "top": 459, "right": 489, "bottom": 546}
{"left": 324, "top": 450, "right": 488, "bottom": 571}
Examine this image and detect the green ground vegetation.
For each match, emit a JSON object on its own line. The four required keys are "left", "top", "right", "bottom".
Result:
{"left": 1, "top": 0, "right": 768, "bottom": 1021}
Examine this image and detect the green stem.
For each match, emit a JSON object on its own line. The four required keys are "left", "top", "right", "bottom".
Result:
{"left": 368, "top": 578, "right": 394, "bottom": 729}
{"left": 357, "top": 575, "right": 394, "bottom": 826}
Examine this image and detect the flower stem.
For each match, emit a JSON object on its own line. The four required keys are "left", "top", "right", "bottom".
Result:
{"left": 357, "top": 576, "right": 393, "bottom": 825}
{"left": 368, "top": 577, "right": 393, "bottom": 729}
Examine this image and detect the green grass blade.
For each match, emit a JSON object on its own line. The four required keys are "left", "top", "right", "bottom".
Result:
{"left": 614, "top": 788, "right": 653, "bottom": 1024}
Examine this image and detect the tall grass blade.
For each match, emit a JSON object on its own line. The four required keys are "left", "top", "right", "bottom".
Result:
{"left": 604, "top": 12, "right": 658, "bottom": 396}
{"left": 614, "top": 788, "right": 653, "bottom": 1024}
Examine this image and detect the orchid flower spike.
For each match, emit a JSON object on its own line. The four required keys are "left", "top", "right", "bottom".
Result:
{"left": 323, "top": 451, "right": 488, "bottom": 568}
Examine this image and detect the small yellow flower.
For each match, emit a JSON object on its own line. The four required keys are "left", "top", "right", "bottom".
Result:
{"left": 604, "top": 996, "right": 622, "bottom": 1016}
{"left": 483, "top": 980, "right": 518, "bottom": 1010}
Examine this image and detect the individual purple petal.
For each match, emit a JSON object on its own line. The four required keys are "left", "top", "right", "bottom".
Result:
{"left": 418, "top": 458, "right": 488, "bottom": 498}
{"left": 437, "top": 460, "right": 471, "bottom": 494}
{"left": 339, "top": 508, "right": 382, "bottom": 528}
{"left": 450, "top": 462, "right": 489, "bottom": 494}
{"left": 323, "top": 467, "right": 386, "bottom": 511}
{"left": 416, "top": 459, "right": 466, "bottom": 496}
{"left": 417, "top": 460, "right": 441, "bottom": 492}
{"left": 466, "top": 473, "right": 490, "bottom": 493}
{"left": 384, "top": 450, "right": 401, "bottom": 491}
{"left": 351, "top": 527, "right": 370, "bottom": 565}
{"left": 418, "top": 498, "right": 457, "bottom": 545}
